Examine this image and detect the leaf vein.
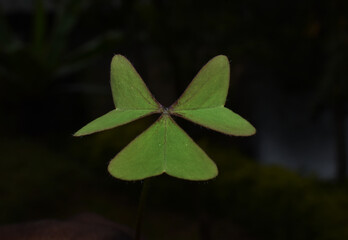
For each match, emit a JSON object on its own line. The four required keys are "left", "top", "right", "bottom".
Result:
{"left": 163, "top": 116, "right": 168, "bottom": 170}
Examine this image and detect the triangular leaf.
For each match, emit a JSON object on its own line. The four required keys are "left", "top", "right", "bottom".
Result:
{"left": 74, "top": 55, "right": 161, "bottom": 136}
{"left": 170, "top": 55, "right": 256, "bottom": 136}
{"left": 164, "top": 115, "right": 218, "bottom": 180}
{"left": 108, "top": 115, "right": 165, "bottom": 180}
{"left": 170, "top": 55, "right": 229, "bottom": 110}
{"left": 108, "top": 115, "right": 217, "bottom": 181}
{"left": 74, "top": 109, "right": 156, "bottom": 136}
{"left": 111, "top": 55, "right": 160, "bottom": 110}
{"left": 173, "top": 107, "right": 256, "bottom": 136}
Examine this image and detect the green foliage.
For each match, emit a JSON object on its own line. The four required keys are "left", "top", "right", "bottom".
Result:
{"left": 107, "top": 115, "right": 218, "bottom": 181}
{"left": 75, "top": 55, "right": 255, "bottom": 181}
{"left": 0, "top": 138, "right": 81, "bottom": 222}
{"left": 211, "top": 149, "right": 348, "bottom": 240}
{"left": 0, "top": 0, "right": 124, "bottom": 137}
{"left": 2, "top": 137, "right": 348, "bottom": 239}
{"left": 0, "top": 0, "right": 123, "bottom": 98}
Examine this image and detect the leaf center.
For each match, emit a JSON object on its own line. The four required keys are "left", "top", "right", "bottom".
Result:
{"left": 161, "top": 105, "right": 170, "bottom": 115}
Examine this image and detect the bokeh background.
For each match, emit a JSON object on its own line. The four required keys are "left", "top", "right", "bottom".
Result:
{"left": 0, "top": 0, "right": 348, "bottom": 239}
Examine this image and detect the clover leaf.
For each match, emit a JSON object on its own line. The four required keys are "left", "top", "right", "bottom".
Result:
{"left": 74, "top": 55, "right": 256, "bottom": 181}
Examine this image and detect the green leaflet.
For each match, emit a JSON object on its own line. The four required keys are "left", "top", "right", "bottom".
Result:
{"left": 74, "top": 109, "right": 156, "bottom": 136}
{"left": 74, "top": 55, "right": 160, "bottom": 136}
{"left": 170, "top": 55, "right": 229, "bottom": 110}
{"left": 111, "top": 55, "right": 160, "bottom": 110}
{"left": 173, "top": 107, "right": 256, "bottom": 136}
{"left": 108, "top": 114, "right": 217, "bottom": 181}
{"left": 75, "top": 54, "right": 255, "bottom": 181}
{"left": 170, "top": 55, "right": 255, "bottom": 136}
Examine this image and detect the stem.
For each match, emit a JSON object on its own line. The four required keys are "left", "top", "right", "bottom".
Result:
{"left": 134, "top": 179, "right": 151, "bottom": 240}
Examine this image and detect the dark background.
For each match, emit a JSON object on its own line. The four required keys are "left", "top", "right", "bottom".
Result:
{"left": 0, "top": 0, "right": 347, "bottom": 239}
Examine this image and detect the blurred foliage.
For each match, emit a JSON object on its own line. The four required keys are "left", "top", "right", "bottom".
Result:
{"left": 213, "top": 149, "right": 348, "bottom": 240}
{"left": 2, "top": 134, "right": 348, "bottom": 240}
{"left": 0, "top": 0, "right": 123, "bottom": 86}
{"left": 0, "top": 0, "right": 348, "bottom": 239}
{"left": 0, "top": 0, "right": 123, "bottom": 136}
